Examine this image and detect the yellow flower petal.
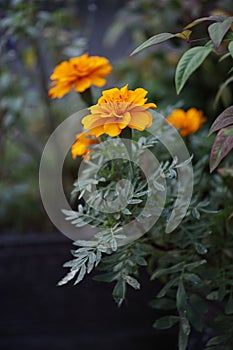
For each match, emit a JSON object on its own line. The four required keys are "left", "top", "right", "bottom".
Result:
{"left": 48, "top": 53, "right": 112, "bottom": 99}
{"left": 81, "top": 85, "right": 156, "bottom": 136}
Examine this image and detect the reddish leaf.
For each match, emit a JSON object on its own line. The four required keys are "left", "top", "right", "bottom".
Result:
{"left": 209, "top": 106, "right": 233, "bottom": 135}
{"left": 210, "top": 126, "right": 233, "bottom": 172}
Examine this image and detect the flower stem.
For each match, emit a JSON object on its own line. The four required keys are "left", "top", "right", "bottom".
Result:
{"left": 80, "top": 88, "right": 94, "bottom": 106}
{"left": 120, "top": 127, "right": 134, "bottom": 180}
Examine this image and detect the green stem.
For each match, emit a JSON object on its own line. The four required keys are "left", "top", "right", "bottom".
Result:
{"left": 120, "top": 127, "right": 134, "bottom": 180}
{"left": 80, "top": 88, "right": 94, "bottom": 107}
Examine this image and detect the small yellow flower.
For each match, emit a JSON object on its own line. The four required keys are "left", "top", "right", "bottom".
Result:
{"left": 166, "top": 108, "right": 206, "bottom": 136}
{"left": 49, "top": 53, "right": 112, "bottom": 99}
{"left": 82, "top": 85, "right": 157, "bottom": 137}
{"left": 71, "top": 131, "right": 99, "bottom": 161}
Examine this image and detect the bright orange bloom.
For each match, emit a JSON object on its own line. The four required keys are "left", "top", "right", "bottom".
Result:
{"left": 49, "top": 53, "right": 112, "bottom": 99}
{"left": 71, "top": 131, "right": 99, "bottom": 161}
{"left": 81, "top": 85, "right": 157, "bottom": 137}
{"left": 166, "top": 108, "right": 206, "bottom": 136}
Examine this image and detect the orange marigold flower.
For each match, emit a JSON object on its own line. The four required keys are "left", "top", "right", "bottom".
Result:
{"left": 81, "top": 84, "right": 157, "bottom": 137}
{"left": 71, "top": 131, "right": 99, "bottom": 161}
{"left": 48, "top": 53, "right": 112, "bottom": 99}
{"left": 166, "top": 108, "right": 206, "bottom": 136}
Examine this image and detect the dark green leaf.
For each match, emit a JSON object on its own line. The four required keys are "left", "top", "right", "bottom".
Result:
{"left": 94, "top": 271, "right": 120, "bottom": 282}
{"left": 130, "top": 33, "right": 175, "bottom": 55}
{"left": 113, "top": 279, "right": 126, "bottom": 307}
{"left": 183, "top": 273, "right": 202, "bottom": 285}
{"left": 124, "top": 275, "right": 140, "bottom": 290}
{"left": 229, "top": 41, "right": 233, "bottom": 58}
{"left": 225, "top": 293, "right": 233, "bottom": 314}
{"left": 194, "top": 243, "right": 208, "bottom": 255}
{"left": 177, "top": 281, "right": 187, "bottom": 317}
{"left": 209, "top": 106, "right": 233, "bottom": 135}
{"left": 150, "top": 297, "right": 176, "bottom": 310}
{"left": 157, "top": 276, "right": 180, "bottom": 298}
{"left": 210, "top": 125, "right": 233, "bottom": 172}
{"left": 178, "top": 317, "right": 190, "bottom": 350}
{"left": 153, "top": 315, "right": 179, "bottom": 330}
{"left": 175, "top": 46, "right": 212, "bottom": 94}
{"left": 151, "top": 262, "right": 184, "bottom": 280}
{"left": 186, "top": 304, "right": 203, "bottom": 332}
{"left": 185, "top": 260, "right": 207, "bottom": 271}
{"left": 208, "top": 17, "right": 233, "bottom": 48}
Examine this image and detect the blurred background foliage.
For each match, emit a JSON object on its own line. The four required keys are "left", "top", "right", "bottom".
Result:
{"left": 0, "top": 0, "right": 233, "bottom": 233}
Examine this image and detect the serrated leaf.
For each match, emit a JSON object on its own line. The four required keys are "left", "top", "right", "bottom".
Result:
{"left": 151, "top": 262, "right": 184, "bottom": 280}
{"left": 130, "top": 32, "right": 175, "bottom": 55}
{"left": 175, "top": 46, "right": 212, "bottom": 94}
{"left": 184, "top": 15, "right": 228, "bottom": 30}
{"left": 208, "top": 17, "right": 233, "bottom": 48}
{"left": 210, "top": 125, "right": 233, "bottom": 172}
{"left": 153, "top": 315, "right": 179, "bottom": 330}
{"left": 229, "top": 41, "right": 233, "bottom": 58}
{"left": 209, "top": 106, "right": 233, "bottom": 135}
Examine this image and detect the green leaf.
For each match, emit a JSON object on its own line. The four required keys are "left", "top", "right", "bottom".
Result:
{"left": 175, "top": 46, "right": 212, "bottom": 94}
{"left": 194, "top": 243, "right": 208, "bottom": 255}
{"left": 150, "top": 297, "right": 176, "bottom": 310}
{"left": 151, "top": 262, "right": 184, "bottom": 280}
{"left": 124, "top": 275, "right": 140, "bottom": 290}
{"left": 178, "top": 317, "right": 190, "bottom": 350}
{"left": 208, "top": 17, "right": 233, "bottom": 48}
{"left": 225, "top": 293, "right": 233, "bottom": 314}
{"left": 74, "top": 264, "right": 86, "bottom": 284}
{"left": 130, "top": 32, "right": 175, "bottom": 55}
{"left": 153, "top": 315, "right": 179, "bottom": 330}
{"left": 229, "top": 41, "right": 233, "bottom": 58}
{"left": 210, "top": 125, "right": 233, "bottom": 172}
{"left": 186, "top": 304, "right": 203, "bottom": 332}
{"left": 113, "top": 279, "right": 126, "bottom": 307}
{"left": 157, "top": 276, "right": 180, "bottom": 298}
{"left": 185, "top": 259, "right": 207, "bottom": 271}
{"left": 94, "top": 271, "right": 120, "bottom": 282}
{"left": 183, "top": 273, "right": 202, "bottom": 285}
{"left": 177, "top": 281, "right": 187, "bottom": 317}
{"left": 209, "top": 106, "right": 233, "bottom": 135}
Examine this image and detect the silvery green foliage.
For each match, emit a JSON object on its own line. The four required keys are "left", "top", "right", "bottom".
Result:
{"left": 61, "top": 131, "right": 233, "bottom": 350}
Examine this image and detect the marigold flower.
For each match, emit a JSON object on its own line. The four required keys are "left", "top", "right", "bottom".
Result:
{"left": 166, "top": 108, "right": 206, "bottom": 136}
{"left": 71, "top": 131, "right": 99, "bottom": 161}
{"left": 48, "top": 53, "right": 112, "bottom": 99}
{"left": 81, "top": 85, "right": 157, "bottom": 137}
